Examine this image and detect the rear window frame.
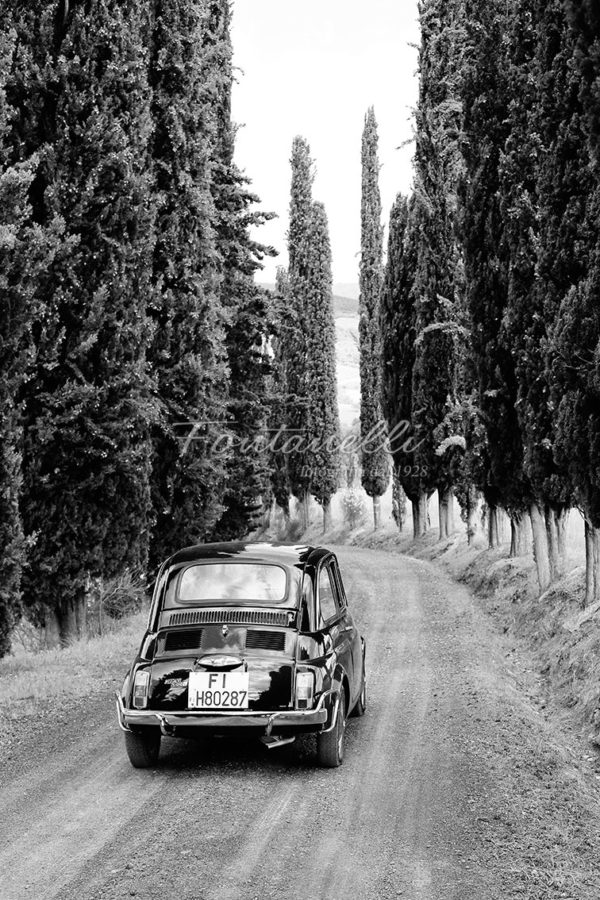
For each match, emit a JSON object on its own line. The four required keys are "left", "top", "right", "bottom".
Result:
{"left": 163, "top": 560, "right": 291, "bottom": 608}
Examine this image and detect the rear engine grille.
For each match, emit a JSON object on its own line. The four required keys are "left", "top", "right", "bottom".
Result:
{"left": 245, "top": 630, "right": 286, "bottom": 653}
{"left": 164, "top": 629, "right": 203, "bottom": 652}
{"left": 167, "top": 608, "right": 292, "bottom": 628}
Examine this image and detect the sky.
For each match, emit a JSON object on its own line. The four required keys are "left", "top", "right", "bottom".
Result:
{"left": 230, "top": 0, "right": 421, "bottom": 286}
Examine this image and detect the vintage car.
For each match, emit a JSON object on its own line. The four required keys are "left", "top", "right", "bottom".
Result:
{"left": 116, "top": 541, "right": 366, "bottom": 768}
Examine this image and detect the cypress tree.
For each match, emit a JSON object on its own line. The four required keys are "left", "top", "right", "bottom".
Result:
{"left": 16, "top": 1, "right": 157, "bottom": 643}
{"left": 359, "top": 107, "right": 389, "bottom": 529}
{"left": 380, "top": 194, "right": 428, "bottom": 537}
{"left": 498, "top": 0, "right": 547, "bottom": 568}
{"left": 286, "top": 136, "right": 314, "bottom": 527}
{"left": 268, "top": 267, "right": 292, "bottom": 523}
{"left": 410, "top": 0, "right": 466, "bottom": 541}
{"left": 148, "top": 0, "right": 229, "bottom": 563}
{"left": 284, "top": 138, "right": 341, "bottom": 531}
{"left": 509, "top": 0, "right": 591, "bottom": 578}
{"left": 0, "top": 29, "right": 63, "bottom": 655}
{"left": 460, "top": 0, "right": 532, "bottom": 551}
{"left": 553, "top": 2, "right": 600, "bottom": 602}
{"left": 206, "top": 0, "right": 275, "bottom": 540}
{"left": 303, "top": 201, "right": 341, "bottom": 532}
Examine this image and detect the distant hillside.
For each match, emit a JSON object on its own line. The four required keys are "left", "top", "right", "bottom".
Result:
{"left": 333, "top": 282, "right": 359, "bottom": 301}
{"left": 333, "top": 294, "right": 359, "bottom": 317}
{"left": 258, "top": 282, "right": 359, "bottom": 319}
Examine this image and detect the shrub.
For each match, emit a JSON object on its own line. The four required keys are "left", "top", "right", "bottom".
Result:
{"left": 341, "top": 489, "right": 367, "bottom": 529}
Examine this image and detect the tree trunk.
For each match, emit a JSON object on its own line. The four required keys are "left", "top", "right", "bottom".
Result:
{"left": 498, "top": 507, "right": 509, "bottom": 543}
{"left": 372, "top": 495, "right": 381, "bottom": 530}
{"left": 299, "top": 493, "right": 310, "bottom": 531}
{"left": 545, "top": 505, "right": 558, "bottom": 582}
{"left": 322, "top": 501, "right": 332, "bottom": 534}
{"left": 276, "top": 497, "right": 291, "bottom": 523}
{"left": 263, "top": 501, "right": 274, "bottom": 530}
{"left": 411, "top": 492, "right": 429, "bottom": 539}
{"left": 488, "top": 505, "right": 500, "bottom": 549}
{"left": 391, "top": 475, "right": 406, "bottom": 532}
{"left": 438, "top": 495, "right": 448, "bottom": 541}
{"left": 584, "top": 521, "right": 600, "bottom": 608}
{"left": 438, "top": 488, "right": 452, "bottom": 540}
{"left": 58, "top": 599, "right": 85, "bottom": 646}
{"left": 43, "top": 609, "right": 61, "bottom": 649}
{"left": 447, "top": 490, "right": 455, "bottom": 534}
{"left": 509, "top": 510, "right": 530, "bottom": 557}
{"left": 418, "top": 492, "right": 429, "bottom": 537}
{"left": 466, "top": 501, "right": 478, "bottom": 546}
{"left": 77, "top": 593, "right": 88, "bottom": 639}
{"left": 556, "top": 508, "right": 569, "bottom": 577}
{"left": 530, "top": 502, "right": 551, "bottom": 593}
{"left": 412, "top": 499, "right": 421, "bottom": 539}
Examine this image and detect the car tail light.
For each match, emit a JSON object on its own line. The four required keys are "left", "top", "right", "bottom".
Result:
{"left": 296, "top": 670, "right": 315, "bottom": 710}
{"left": 133, "top": 670, "right": 150, "bottom": 709}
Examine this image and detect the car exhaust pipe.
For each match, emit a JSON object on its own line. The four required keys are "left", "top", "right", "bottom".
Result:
{"left": 157, "top": 715, "right": 176, "bottom": 737}
{"left": 260, "top": 735, "right": 296, "bottom": 750}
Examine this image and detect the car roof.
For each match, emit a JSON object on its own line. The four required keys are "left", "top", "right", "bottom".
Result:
{"left": 165, "top": 541, "right": 332, "bottom": 569}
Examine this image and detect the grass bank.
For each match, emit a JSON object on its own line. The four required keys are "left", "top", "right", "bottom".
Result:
{"left": 0, "top": 611, "right": 145, "bottom": 719}
{"left": 348, "top": 521, "right": 600, "bottom": 748}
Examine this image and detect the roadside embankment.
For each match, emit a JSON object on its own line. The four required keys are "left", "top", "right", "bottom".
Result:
{"left": 350, "top": 523, "right": 600, "bottom": 750}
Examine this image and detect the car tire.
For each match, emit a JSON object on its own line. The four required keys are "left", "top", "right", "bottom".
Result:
{"left": 351, "top": 676, "right": 367, "bottom": 718}
{"left": 317, "top": 686, "right": 346, "bottom": 768}
{"left": 124, "top": 728, "right": 161, "bottom": 768}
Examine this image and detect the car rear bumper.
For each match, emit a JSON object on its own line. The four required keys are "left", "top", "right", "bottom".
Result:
{"left": 116, "top": 691, "right": 332, "bottom": 737}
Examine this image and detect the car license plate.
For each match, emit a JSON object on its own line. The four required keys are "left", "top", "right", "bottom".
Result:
{"left": 188, "top": 671, "right": 249, "bottom": 710}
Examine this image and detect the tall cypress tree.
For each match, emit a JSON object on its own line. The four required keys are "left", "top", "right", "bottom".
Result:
{"left": 380, "top": 194, "right": 427, "bottom": 537}
{"left": 284, "top": 138, "right": 341, "bottom": 531}
{"left": 303, "top": 201, "right": 341, "bottom": 531}
{"left": 206, "top": 0, "right": 274, "bottom": 540}
{"left": 268, "top": 267, "right": 292, "bottom": 523}
{"left": 286, "top": 136, "right": 314, "bottom": 527}
{"left": 410, "top": 0, "right": 466, "bottom": 541}
{"left": 553, "top": 1, "right": 600, "bottom": 603}
{"left": 0, "top": 28, "right": 63, "bottom": 655}
{"left": 507, "top": 0, "right": 591, "bottom": 579}
{"left": 498, "top": 0, "right": 549, "bottom": 572}
{"left": 148, "top": 0, "right": 229, "bottom": 563}
{"left": 460, "top": 0, "right": 532, "bottom": 550}
{"left": 16, "top": 1, "right": 157, "bottom": 643}
{"left": 359, "top": 107, "right": 389, "bottom": 529}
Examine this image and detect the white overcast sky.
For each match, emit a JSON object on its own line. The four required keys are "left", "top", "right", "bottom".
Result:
{"left": 230, "top": 0, "right": 420, "bottom": 286}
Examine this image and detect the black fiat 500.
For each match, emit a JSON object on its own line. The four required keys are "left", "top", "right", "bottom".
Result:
{"left": 116, "top": 542, "right": 366, "bottom": 768}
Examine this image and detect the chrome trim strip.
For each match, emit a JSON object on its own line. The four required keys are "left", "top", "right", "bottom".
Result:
{"left": 115, "top": 693, "right": 132, "bottom": 733}
{"left": 163, "top": 608, "right": 295, "bottom": 629}
{"left": 320, "top": 694, "right": 341, "bottom": 734}
{"left": 116, "top": 690, "right": 333, "bottom": 732}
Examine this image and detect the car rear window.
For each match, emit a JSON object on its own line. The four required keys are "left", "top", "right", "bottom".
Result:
{"left": 177, "top": 563, "right": 287, "bottom": 604}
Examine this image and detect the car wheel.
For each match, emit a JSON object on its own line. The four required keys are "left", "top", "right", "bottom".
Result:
{"left": 317, "top": 686, "right": 346, "bottom": 768}
{"left": 124, "top": 728, "right": 161, "bottom": 768}
{"left": 351, "top": 676, "right": 367, "bottom": 718}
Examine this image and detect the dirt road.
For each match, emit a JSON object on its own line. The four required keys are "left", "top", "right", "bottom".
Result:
{"left": 1, "top": 547, "right": 599, "bottom": 900}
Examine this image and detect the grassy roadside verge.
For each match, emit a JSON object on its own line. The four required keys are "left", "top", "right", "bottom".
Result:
{"left": 0, "top": 611, "right": 145, "bottom": 719}
{"left": 348, "top": 523, "right": 600, "bottom": 748}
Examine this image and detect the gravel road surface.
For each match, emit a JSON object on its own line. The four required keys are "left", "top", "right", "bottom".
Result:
{"left": 1, "top": 546, "right": 599, "bottom": 900}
